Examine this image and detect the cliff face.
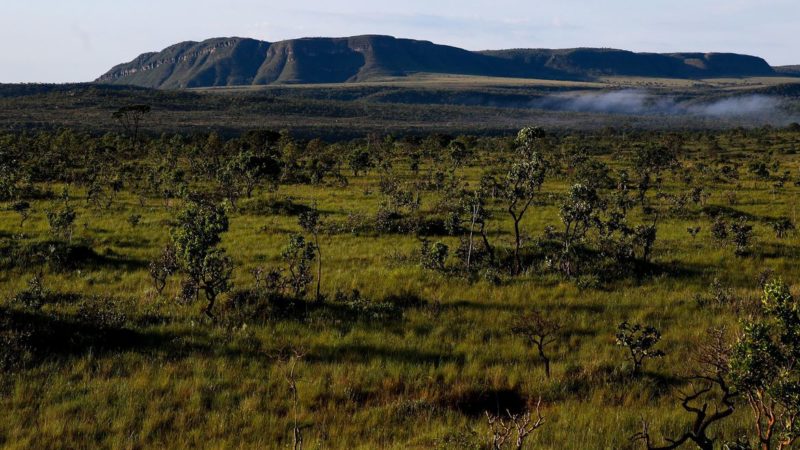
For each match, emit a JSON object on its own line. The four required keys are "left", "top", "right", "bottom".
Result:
{"left": 97, "top": 38, "right": 271, "bottom": 89}
{"left": 97, "top": 35, "right": 778, "bottom": 89}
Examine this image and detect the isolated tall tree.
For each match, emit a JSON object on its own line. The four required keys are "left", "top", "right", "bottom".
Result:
{"left": 112, "top": 105, "right": 150, "bottom": 145}
{"left": 512, "top": 310, "right": 562, "bottom": 378}
{"left": 502, "top": 127, "right": 547, "bottom": 275}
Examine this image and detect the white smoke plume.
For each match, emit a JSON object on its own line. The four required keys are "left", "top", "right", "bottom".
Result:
{"left": 532, "top": 89, "right": 784, "bottom": 118}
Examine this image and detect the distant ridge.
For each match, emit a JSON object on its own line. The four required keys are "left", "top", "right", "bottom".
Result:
{"left": 775, "top": 65, "right": 800, "bottom": 76}
{"left": 97, "top": 35, "right": 779, "bottom": 89}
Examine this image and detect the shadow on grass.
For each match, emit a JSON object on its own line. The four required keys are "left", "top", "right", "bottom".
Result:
{"left": 747, "top": 242, "right": 800, "bottom": 259}
{"left": 441, "top": 387, "right": 528, "bottom": 417}
{"left": 1, "top": 307, "right": 161, "bottom": 364}
{"left": 223, "top": 289, "right": 427, "bottom": 333}
{"left": 1, "top": 240, "right": 148, "bottom": 272}
{"left": 555, "top": 362, "right": 683, "bottom": 403}
{"left": 632, "top": 259, "right": 710, "bottom": 283}
{"left": 307, "top": 342, "right": 465, "bottom": 367}
{"left": 701, "top": 205, "right": 782, "bottom": 223}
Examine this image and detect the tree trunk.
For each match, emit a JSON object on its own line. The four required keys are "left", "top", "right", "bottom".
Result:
{"left": 513, "top": 217, "right": 522, "bottom": 275}
{"left": 480, "top": 223, "right": 496, "bottom": 266}
{"left": 315, "top": 234, "right": 323, "bottom": 302}
{"left": 466, "top": 205, "right": 478, "bottom": 269}
{"left": 537, "top": 345, "right": 551, "bottom": 378}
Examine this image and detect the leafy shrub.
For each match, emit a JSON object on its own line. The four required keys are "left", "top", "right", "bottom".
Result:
{"left": 711, "top": 216, "right": 729, "bottom": 242}
{"left": 281, "top": 234, "right": 316, "bottom": 298}
{"left": 75, "top": 296, "right": 129, "bottom": 330}
{"left": 771, "top": 217, "right": 795, "bottom": 238}
{"left": 615, "top": 322, "right": 665, "bottom": 375}
{"left": 171, "top": 200, "right": 233, "bottom": 317}
{"left": 149, "top": 244, "right": 179, "bottom": 293}
{"left": 10, "top": 274, "right": 47, "bottom": 310}
{"left": 127, "top": 214, "right": 142, "bottom": 228}
{"left": 333, "top": 289, "right": 402, "bottom": 322}
{"left": 46, "top": 203, "right": 76, "bottom": 242}
{"left": 729, "top": 218, "right": 754, "bottom": 256}
{"left": 0, "top": 312, "right": 33, "bottom": 371}
{"left": 576, "top": 274, "right": 600, "bottom": 291}
{"left": 420, "top": 239, "right": 448, "bottom": 271}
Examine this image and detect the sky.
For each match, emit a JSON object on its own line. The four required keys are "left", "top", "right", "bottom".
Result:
{"left": 1, "top": 0, "right": 797, "bottom": 83}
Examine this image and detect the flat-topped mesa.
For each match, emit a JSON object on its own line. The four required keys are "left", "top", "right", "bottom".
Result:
{"left": 97, "top": 35, "right": 778, "bottom": 89}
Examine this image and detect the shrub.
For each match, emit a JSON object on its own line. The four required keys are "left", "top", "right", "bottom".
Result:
{"left": 710, "top": 216, "right": 729, "bottom": 242}
{"left": 333, "top": 289, "right": 402, "bottom": 322}
{"left": 11, "top": 274, "right": 47, "bottom": 310}
{"left": 730, "top": 279, "right": 800, "bottom": 448}
{"left": 149, "top": 244, "right": 179, "bottom": 294}
{"left": 771, "top": 217, "right": 795, "bottom": 238}
{"left": 729, "top": 218, "right": 754, "bottom": 256}
{"left": 420, "top": 239, "right": 448, "bottom": 271}
{"left": 0, "top": 313, "right": 33, "bottom": 371}
{"left": 281, "top": 234, "right": 316, "bottom": 298}
{"left": 615, "top": 322, "right": 665, "bottom": 375}
{"left": 127, "top": 214, "right": 142, "bottom": 228}
{"left": 170, "top": 200, "right": 233, "bottom": 317}
{"left": 46, "top": 203, "right": 76, "bottom": 242}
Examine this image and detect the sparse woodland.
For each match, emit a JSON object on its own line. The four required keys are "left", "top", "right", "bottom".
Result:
{"left": 3, "top": 117, "right": 800, "bottom": 449}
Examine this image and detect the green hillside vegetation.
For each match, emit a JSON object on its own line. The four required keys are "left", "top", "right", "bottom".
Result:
{"left": 2, "top": 78, "right": 800, "bottom": 139}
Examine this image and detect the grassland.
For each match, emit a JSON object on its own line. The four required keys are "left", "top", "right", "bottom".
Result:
{"left": 2, "top": 127, "right": 800, "bottom": 448}
{"left": 2, "top": 74, "right": 799, "bottom": 140}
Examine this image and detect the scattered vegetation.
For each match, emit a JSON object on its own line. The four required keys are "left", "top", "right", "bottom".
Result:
{"left": 3, "top": 122, "right": 800, "bottom": 448}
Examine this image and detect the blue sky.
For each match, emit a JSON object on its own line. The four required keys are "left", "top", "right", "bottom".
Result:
{"left": 2, "top": 0, "right": 797, "bottom": 82}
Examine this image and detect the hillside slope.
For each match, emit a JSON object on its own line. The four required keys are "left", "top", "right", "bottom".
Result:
{"left": 97, "top": 35, "right": 779, "bottom": 89}
{"left": 481, "top": 48, "right": 776, "bottom": 78}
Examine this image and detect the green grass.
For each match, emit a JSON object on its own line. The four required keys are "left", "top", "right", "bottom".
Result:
{"left": 2, "top": 131, "right": 800, "bottom": 449}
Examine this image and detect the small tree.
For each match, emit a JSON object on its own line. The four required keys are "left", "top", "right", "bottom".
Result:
{"left": 511, "top": 311, "right": 562, "bottom": 378}
{"left": 420, "top": 238, "right": 449, "bottom": 271}
{"left": 633, "top": 223, "right": 658, "bottom": 263}
{"left": 616, "top": 322, "right": 665, "bottom": 375}
{"left": 559, "top": 183, "right": 602, "bottom": 276}
{"left": 298, "top": 204, "right": 324, "bottom": 302}
{"left": 771, "top": 217, "right": 795, "bottom": 239}
{"left": 46, "top": 191, "right": 76, "bottom": 243}
{"left": 171, "top": 200, "right": 233, "bottom": 317}
{"left": 149, "top": 244, "right": 179, "bottom": 294}
{"left": 502, "top": 127, "right": 547, "bottom": 275}
{"left": 12, "top": 273, "right": 47, "bottom": 311}
{"left": 730, "top": 218, "right": 754, "bottom": 256}
{"left": 465, "top": 188, "right": 494, "bottom": 269}
{"left": 112, "top": 104, "right": 150, "bottom": 144}
{"left": 281, "top": 234, "right": 316, "bottom": 299}
{"left": 710, "top": 217, "right": 729, "bottom": 242}
{"left": 348, "top": 148, "right": 372, "bottom": 176}
{"left": 486, "top": 398, "right": 545, "bottom": 450}
{"left": 730, "top": 279, "right": 800, "bottom": 450}
{"left": 10, "top": 200, "right": 30, "bottom": 228}
{"left": 276, "top": 348, "right": 308, "bottom": 450}
{"left": 633, "top": 328, "right": 737, "bottom": 450}
{"left": 633, "top": 144, "right": 678, "bottom": 207}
